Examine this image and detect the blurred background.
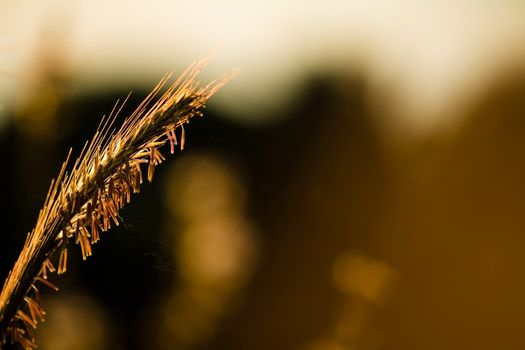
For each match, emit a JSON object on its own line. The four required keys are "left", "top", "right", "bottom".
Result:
{"left": 1, "top": 1, "right": 525, "bottom": 349}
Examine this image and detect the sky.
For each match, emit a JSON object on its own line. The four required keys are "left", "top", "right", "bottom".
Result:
{"left": 1, "top": 0, "right": 525, "bottom": 134}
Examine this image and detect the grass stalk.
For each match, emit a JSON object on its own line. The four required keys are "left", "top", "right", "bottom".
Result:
{"left": 0, "top": 57, "right": 236, "bottom": 349}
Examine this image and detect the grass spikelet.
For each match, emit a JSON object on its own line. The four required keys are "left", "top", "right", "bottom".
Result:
{"left": 0, "top": 57, "right": 237, "bottom": 349}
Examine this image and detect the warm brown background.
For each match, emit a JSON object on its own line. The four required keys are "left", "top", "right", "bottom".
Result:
{"left": 1, "top": 2, "right": 525, "bottom": 350}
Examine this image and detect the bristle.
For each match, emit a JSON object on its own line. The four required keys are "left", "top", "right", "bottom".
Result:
{"left": 44, "top": 259, "right": 56, "bottom": 274}
{"left": 167, "top": 129, "right": 178, "bottom": 154}
{"left": 136, "top": 164, "right": 143, "bottom": 185}
{"left": 39, "top": 259, "right": 56, "bottom": 280}
{"left": 57, "top": 248, "right": 68, "bottom": 275}
{"left": 10, "top": 326, "right": 36, "bottom": 349}
{"left": 34, "top": 277, "right": 59, "bottom": 292}
{"left": 39, "top": 265, "right": 47, "bottom": 281}
{"left": 16, "top": 311, "right": 36, "bottom": 330}
{"left": 180, "top": 125, "right": 186, "bottom": 150}
{"left": 108, "top": 177, "right": 115, "bottom": 198}
{"left": 29, "top": 287, "right": 41, "bottom": 310}
{"left": 148, "top": 148, "right": 155, "bottom": 182}
{"left": 24, "top": 297, "right": 45, "bottom": 323}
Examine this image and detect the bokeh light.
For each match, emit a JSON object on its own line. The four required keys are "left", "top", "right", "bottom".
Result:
{"left": 37, "top": 293, "right": 115, "bottom": 350}
{"left": 332, "top": 252, "right": 397, "bottom": 305}
{"left": 156, "top": 155, "right": 258, "bottom": 349}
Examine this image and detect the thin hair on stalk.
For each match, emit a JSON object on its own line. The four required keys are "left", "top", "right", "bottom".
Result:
{"left": 0, "top": 56, "right": 237, "bottom": 349}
